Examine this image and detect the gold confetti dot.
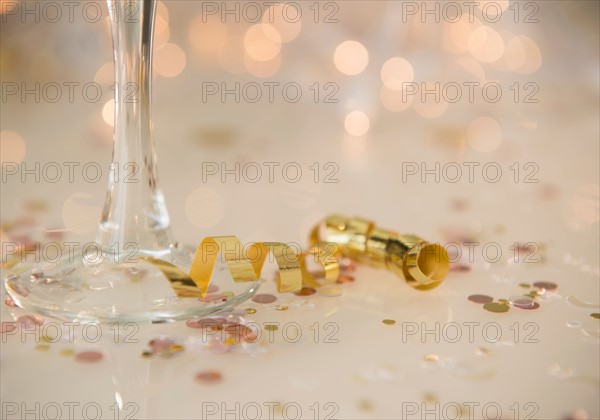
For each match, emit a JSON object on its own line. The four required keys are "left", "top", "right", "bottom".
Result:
{"left": 483, "top": 302, "right": 510, "bottom": 313}
{"left": 275, "top": 305, "right": 288, "bottom": 311}
{"left": 382, "top": 319, "right": 396, "bottom": 325}
{"left": 498, "top": 299, "right": 509, "bottom": 306}
{"left": 264, "top": 324, "right": 279, "bottom": 331}
{"left": 475, "top": 347, "right": 493, "bottom": 356}
{"left": 423, "top": 392, "right": 438, "bottom": 403}
{"left": 170, "top": 344, "right": 185, "bottom": 353}
{"left": 35, "top": 344, "right": 50, "bottom": 351}
{"left": 591, "top": 313, "right": 600, "bottom": 320}
{"left": 141, "top": 351, "right": 153, "bottom": 358}
{"left": 245, "top": 308, "right": 257, "bottom": 314}
{"left": 519, "top": 283, "right": 531, "bottom": 288}
{"left": 41, "top": 335, "right": 54, "bottom": 343}
{"left": 423, "top": 354, "right": 439, "bottom": 363}
{"left": 358, "top": 399, "right": 374, "bottom": 412}
{"left": 60, "top": 349, "right": 74, "bottom": 357}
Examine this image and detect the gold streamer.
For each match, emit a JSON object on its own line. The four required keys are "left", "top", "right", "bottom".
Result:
{"left": 143, "top": 236, "right": 308, "bottom": 298}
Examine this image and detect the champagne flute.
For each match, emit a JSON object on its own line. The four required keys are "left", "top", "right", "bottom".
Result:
{"left": 4, "top": 0, "right": 259, "bottom": 322}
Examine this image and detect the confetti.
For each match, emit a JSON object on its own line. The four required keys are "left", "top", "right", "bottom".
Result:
{"left": 533, "top": 281, "right": 557, "bottom": 291}
{"left": 318, "top": 285, "right": 343, "bottom": 297}
{"left": 74, "top": 351, "right": 103, "bottom": 363}
{"left": 511, "top": 296, "right": 536, "bottom": 309}
{"left": 294, "top": 287, "right": 316, "bottom": 296}
{"left": 0, "top": 323, "right": 17, "bottom": 334}
{"left": 336, "top": 274, "right": 355, "bottom": 284}
{"left": 519, "top": 283, "right": 531, "bottom": 288}
{"left": 475, "top": 347, "right": 493, "bottom": 356}
{"left": 591, "top": 313, "right": 600, "bottom": 320}
{"left": 252, "top": 293, "right": 277, "bottom": 304}
{"left": 195, "top": 370, "right": 223, "bottom": 384}
{"left": 148, "top": 338, "right": 175, "bottom": 354}
{"left": 483, "top": 302, "right": 510, "bottom": 313}
{"left": 519, "top": 302, "right": 540, "bottom": 310}
{"left": 275, "top": 305, "right": 288, "bottom": 311}
{"left": 4, "top": 296, "right": 17, "bottom": 307}
{"left": 423, "top": 354, "right": 439, "bottom": 363}
{"left": 35, "top": 344, "right": 50, "bottom": 351}
{"left": 186, "top": 318, "right": 227, "bottom": 330}
{"left": 245, "top": 308, "right": 257, "bottom": 314}
{"left": 264, "top": 324, "right": 279, "bottom": 331}
{"left": 467, "top": 294, "right": 494, "bottom": 304}
{"left": 60, "top": 349, "right": 74, "bottom": 357}
{"left": 498, "top": 299, "right": 509, "bottom": 305}
{"left": 382, "top": 319, "right": 396, "bottom": 325}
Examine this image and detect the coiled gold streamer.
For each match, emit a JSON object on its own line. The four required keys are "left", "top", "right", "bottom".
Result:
{"left": 142, "top": 236, "right": 339, "bottom": 298}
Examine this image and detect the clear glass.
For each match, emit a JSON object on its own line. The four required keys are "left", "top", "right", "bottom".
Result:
{"left": 3, "top": 0, "right": 259, "bottom": 322}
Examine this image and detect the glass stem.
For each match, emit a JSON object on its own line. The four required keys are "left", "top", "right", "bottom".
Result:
{"left": 98, "top": 0, "right": 173, "bottom": 258}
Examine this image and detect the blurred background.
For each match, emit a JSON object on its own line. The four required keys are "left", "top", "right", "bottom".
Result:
{"left": 1, "top": 1, "right": 599, "bottom": 418}
{"left": 1, "top": 1, "right": 598, "bottom": 253}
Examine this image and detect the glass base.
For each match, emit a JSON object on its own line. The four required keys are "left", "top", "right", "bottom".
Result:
{"left": 3, "top": 244, "right": 260, "bottom": 322}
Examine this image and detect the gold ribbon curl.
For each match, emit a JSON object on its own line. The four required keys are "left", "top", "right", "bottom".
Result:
{"left": 143, "top": 236, "right": 339, "bottom": 298}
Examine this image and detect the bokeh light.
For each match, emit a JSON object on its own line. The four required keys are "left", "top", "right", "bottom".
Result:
{"left": 244, "top": 24, "right": 282, "bottom": 62}
{"left": 468, "top": 26, "right": 505, "bottom": 63}
{"left": 334, "top": 41, "right": 369, "bottom": 75}
{"left": 262, "top": 3, "right": 302, "bottom": 43}
{"left": 0, "top": 131, "right": 26, "bottom": 165}
{"left": 188, "top": 15, "right": 228, "bottom": 55}
{"left": 102, "top": 100, "right": 115, "bottom": 127}
{"left": 381, "top": 57, "right": 414, "bottom": 91}
{"left": 380, "top": 86, "right": 413, "bottom": 113}
{"left": 345, "top": 111, "right": 370, "bottom": 136}
{"left": 154, "top": 43, "right": 186, "bottom": 77}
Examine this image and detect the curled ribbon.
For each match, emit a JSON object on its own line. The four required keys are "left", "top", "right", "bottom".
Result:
{"left": 142, "top": 236, "right": 339, "bottom": 298}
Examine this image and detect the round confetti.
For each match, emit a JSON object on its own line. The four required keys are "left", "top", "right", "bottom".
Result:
{"left": 566, "top": 320, "right": 581, "bottom": 328}
{"left": 245, "top": 308, "right": 257, "bottom": 314}
{"left": 60, "top": 349, "right": 75, "bottom": 357}
{"left": 382, "top": 319, "right": 396, "bottom": 325}
{"left": 75, "top": 351, "right": 103, "bottom": 363}
{"left": 467, "top": 294, "right": 494, "bottom": 304}
{"left": 195, "top": 370, "right": 223, "bottom": 384}
{"left": 318, "top": 285, "right": 343, "bottom": 297}
{"left": 264, "top": 324, "right": 279, "bottom": 331}
{"left": 148, "top": 338, "right": 175, "bottom": 353}
{"left": 35, "top": 344, "right": 50, "bottom": 351}
{"left": 336, "top": 274, "right": 355, "bottom": 284}
{"left": 510, "top": 296, "right": 535, "bottom": 309}
{"left": 483, "top": 302, "right": 510, "bottom": 313}
{"left": 4, "top": 296, "right": 17, "bottom": 307}
{"left": 252, "top": 293, "right": 277, "bottom": 304}
{"left": 590, "top": 313, "right": 600, "bottom": 320}
{"left": 519, "top": 302, "right": 540, "bottom": 310}
{"left": 498, "top": 299, "right": 509, "bottom": 306}
{"left": 275, "top": 305, "right": 288, "bottom": 311}
{"left": 0, "top": 322, "right": 17, "bottom": 334}
{"left": 519, "top": 283, "right": 531, "bottom": 288}
{"left": 533, "top": 281, "right": 557, "bottom": 291}
{"left": 294, "top": 287, "right": 316, "bottom": 296}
